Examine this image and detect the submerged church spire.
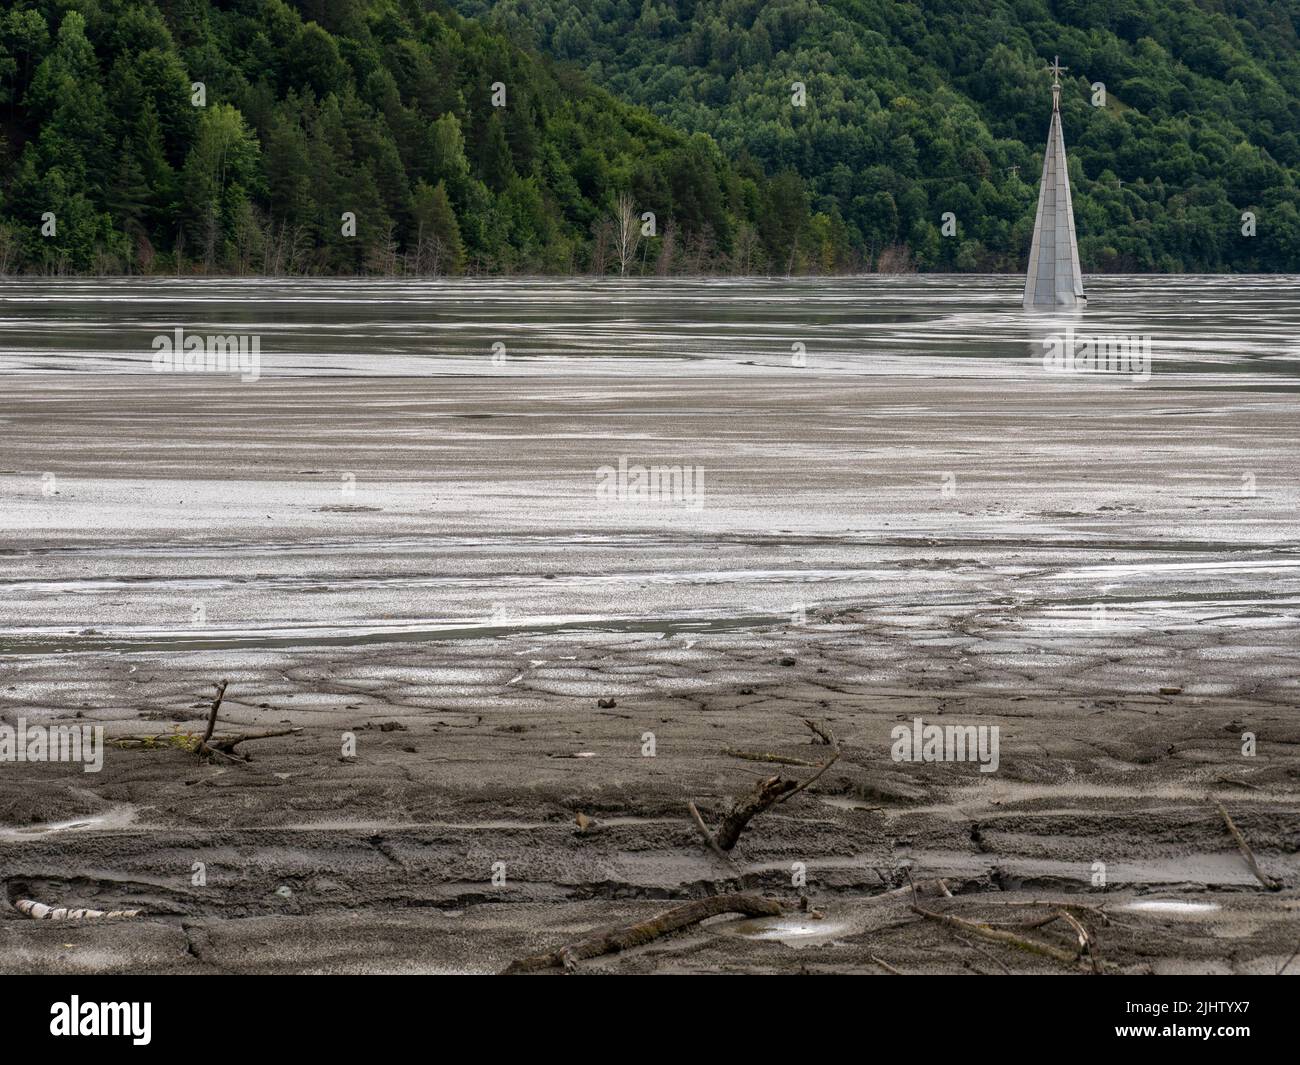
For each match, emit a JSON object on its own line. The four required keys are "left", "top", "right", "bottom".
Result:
{"left": 1023, "top": 56, "right": 1086, "bottom": 308}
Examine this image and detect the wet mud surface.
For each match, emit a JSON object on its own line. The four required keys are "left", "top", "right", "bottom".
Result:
{"left": 1, "top": 276, "right": 1297, "bottom": 973}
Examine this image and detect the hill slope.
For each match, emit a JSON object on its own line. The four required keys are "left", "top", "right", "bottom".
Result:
{"left": 456, "top": 0, "right": 1300, "bottom": 272}
{"left": 0, "top": 0, "right": 800, "bottom": 274}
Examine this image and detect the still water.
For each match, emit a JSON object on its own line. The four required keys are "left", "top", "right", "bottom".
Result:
{"left": 1, "top": 273, "right": 1298, "bottom": 377}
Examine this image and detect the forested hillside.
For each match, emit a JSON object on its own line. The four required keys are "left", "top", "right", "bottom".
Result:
{"left": 1, "top": 0, "right": 1298, "bottom": 275}
{"left": 458, "top": 0, "right": 1300, "bottom": 272}
{"left": 0, "top": 0, "right": 791, "bottom": 274}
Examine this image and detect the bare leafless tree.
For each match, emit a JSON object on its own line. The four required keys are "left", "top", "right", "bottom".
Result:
{"left": 611, "top": 191, "right": 641, "bottom": 276}
{"left": 0, "top": 224, "right": 17, "bottom": 276}
{"left": 655, "top": 222, "right": 676, "bottom": 276}
{"left": 590, "top": 217, "right": 613, "bottom": 276}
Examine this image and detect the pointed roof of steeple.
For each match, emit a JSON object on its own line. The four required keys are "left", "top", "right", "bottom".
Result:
{"left": 1024, "top": 56, "right": 1086, "bottom": 308}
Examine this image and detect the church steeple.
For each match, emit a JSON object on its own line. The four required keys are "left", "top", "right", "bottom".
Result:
{"left": 1023, "top": 56, "right": 1086, "bottom": 308}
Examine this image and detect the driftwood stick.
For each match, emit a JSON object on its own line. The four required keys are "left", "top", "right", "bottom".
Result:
{"left": 911, "top": 902, "right": 1081, "bottom": 967}
{"left": 502, "top": 894, "right": 783, "bottom": 973}
{"left": 722, "top": 748, "right": 820, "bottom": 767}
{"left": 687, "top": 801, "right": 731, "bottom": 862}
{"left": 207, "top": 727, "right": 302, "bottom": 753}
{"left": 16, "top": 898, "right": 140, "bottom": 920}
{"left": 972, "top": 898, "right": 1110, "bottom": 924}
{"left": 774, "top": 749, "right": 840, "bottom": 804}
{"left": 800, "top": 717, "right": 837, "bottom": 747}
{"left": 112, "top": 726, "right": 301, "bottom": 760}
{"left": 953, "top": 934, "right": 1013, "bottom": 975}
{"left": 870, "top": 954, "right": 905, "bottom": 975}
{"left": 1058, "top": 909, "right": 1102, "bottom": 973}
{"left": 196, "top": 679, "right": 228, "bottom": 757}
{"left": 713, "top": 775, "right": 799, "bottom": 850}
{"left": 690, "top": 750, "right": 839, "bottom": 853}
{"left": 1217, "top": 802, "right": 1282, "bottom": 891}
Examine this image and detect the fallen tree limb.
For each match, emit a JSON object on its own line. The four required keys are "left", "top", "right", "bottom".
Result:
{"left": 202, "top": 727, "right": 302, "bottom": 761}
{"left": 910, "top": 902, "right": 1082, "bottom": 968}
{"left": 693, "top": 750, "right": 840, "bottom": 852}
{"left": 16, "top": 899, "right": 140, "bottom": 920}
{"left": 1217, "top": 802, "right": 1282, "bottom": 891}
{"left": 687, "top": 800, "right": 731, "bottom": 862}
{"left": 773, "top": 749, "right": 840, "bottom": 805}
{"left": 1058, "top": 909, "right": 1102, "bottom": 974}
{"left": 113, "top": 680, "right": 301, "bottom": 763}
{"left": 799, "top": 717, "right": 837, "bottom": 747}
{"left": 953, "top": 934, "right": 1013, "bottom": 975}
{"left": 501, "top": 894, "right": 783, "bottom": 973}
{"left": 196, "top": 678, "right": 228, "bottom": 758}
{"left": 114, "top": 726, "right": 302, "bottom": 761}
{"left": 722, "top": 748, "right": 820, "bottom": 767}
{"left": 972, "top": 898, "right": 1110, "bottom": 925}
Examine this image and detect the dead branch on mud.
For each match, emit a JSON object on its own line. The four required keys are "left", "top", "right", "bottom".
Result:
{"left": 911, "top": 903, "right": 1082, "bottom": 968}
{"left": 953, "top": 935, "right": 1013, "bottom": 975}
{"left": 690, "top": 750, "right": 840, "bottom": 853}
{"left": 799, "top": 717, "right": 837, "bottom": 747}
{"left": 1217, "top": 802, "right": 1282, "bottom": 891}
{"left": 501, "top": 894, "right": 783, "bottom": 973}
{"left": 908, "top": 885, "right": 1095, "bottom": 970}
{"left": 197, "top": 678, "right": 228, "bottom": 756}
{"left": 1058, "top": 909, "right": 1102, "bottom": 973}
{"left": 870, "top": 954, "right": 905, "bottom": 975}
{"left": 16, "top": 899, "right": 140, "bottom": 920}
{"left": 971, "top": 898, "right": 1111, "bottom": 925}
{"left": 113, "top": 680, "right": 301, "bottom": 763}
{"left": 722, "top": 748, "right": 820, "bottom": 767}
{"left": 687, "top": 801, "right": 731, "bottom": 862}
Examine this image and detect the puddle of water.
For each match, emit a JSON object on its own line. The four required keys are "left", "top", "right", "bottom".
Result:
{"left": 820, "top": 796, "right": 882, "bottom": 811}
{"left": 1120, "top": 899, "right": 1222, "bottom": 916}
{"left": 0, "top": 806, "right": 137, "bottom": 842}
{"left": 717, "top": 915, "right": 849, "bottom": 946}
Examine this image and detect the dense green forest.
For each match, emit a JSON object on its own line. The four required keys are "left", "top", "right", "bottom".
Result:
{"left": 457, "top": 0, "right": 1300, "bottom": 272}
{"left": 0, "top": 0, "right": 1297, "bottom": 274}
{"left": 0, "top": 0, "right": 786, "bottom": 274}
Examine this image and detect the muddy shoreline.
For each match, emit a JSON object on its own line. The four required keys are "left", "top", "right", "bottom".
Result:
{"left": 1, "top": 609, "right": 1296, "bottom": 974}
{"left": 2, "top": 277, "right": 1297, "bottom": 973}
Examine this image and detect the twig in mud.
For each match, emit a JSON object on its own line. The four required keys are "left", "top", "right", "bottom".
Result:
{"left": 1216, "top": 802, "right": 1282, "bottom": 891}
{"left": 200, "top": 726, "right": 302, "bottom": 762}
{"left": 1215, "top": 776, "right": 1263, "bottom": 791}
{"left": 1058, "top": 909, "right": 1102, "bottom": 974}
{"left": 870, "top": 954, "right": 905, "bottom": 975}
{"left": 114, "top": 725, "right": 302, "bottom": 762}
{"left": 690, "top": 750, "right": 840, "bottom": 853}
{"left": 953, "top": 934, "right": 1012, "bottom": 975}
{"left": 687, "top": 801, "right": 731, "bottom": 862}
{"left": 973, "top": 898, "right": 1111, "bottom": 925}
{"left": 1277, "top": 942, "right": 1300, "bottom": 976}
{"left": 910, "top": 902, "right": 1083, "bottom": 969}
{"left": 722, "top": 748, "right": 820, "bottom": 767}
{"left": 773, "top": 749, "right": 840, "bottom": 805}
{"left": 197, "top": 678, "right": 228, "bottom": 757}
{"left": 16, "top": 899, "right": 140, "bottom": 920}
{"left": 799, "top": 717, "right": 837, "bottom": 747}
{"left": 115, "top": 680, "right": 301, "bottom": 764}
{"left": 501, "top": 894, "right": 783, "bottom": 973}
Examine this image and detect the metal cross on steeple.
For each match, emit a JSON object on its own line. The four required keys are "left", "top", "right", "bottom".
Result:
{"left": 1047, "top": 55, "right": 1067, "bottom": 111}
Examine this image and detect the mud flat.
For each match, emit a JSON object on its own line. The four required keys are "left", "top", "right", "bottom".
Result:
{"left": 0, "top": 276, "right": 1297, "bottom": 973}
